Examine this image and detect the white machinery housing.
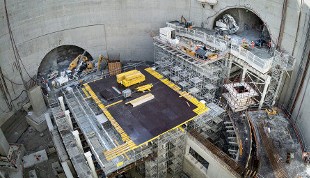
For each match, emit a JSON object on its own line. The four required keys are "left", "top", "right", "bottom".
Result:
{"left": 159, "top": 27, "right": 179, "bottom": 45}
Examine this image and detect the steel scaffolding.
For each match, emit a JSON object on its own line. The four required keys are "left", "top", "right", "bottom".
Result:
{"left": 153, "top": 38, "right": 227, "bottom": 102}
{"left": 144, "top": 129, "right": 186, "bottom": 178}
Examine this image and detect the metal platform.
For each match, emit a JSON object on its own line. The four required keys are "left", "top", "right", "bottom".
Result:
{"left": 87, "top": 67, "right": 198, "bottom": 145}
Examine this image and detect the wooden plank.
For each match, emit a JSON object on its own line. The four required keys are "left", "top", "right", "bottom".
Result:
{"left": 125, "top": 93, "right": 154, "bottom": 107}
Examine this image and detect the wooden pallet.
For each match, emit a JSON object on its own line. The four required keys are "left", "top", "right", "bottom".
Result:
{"left": 108, "top": 62, "right": 122, "bottom": 76}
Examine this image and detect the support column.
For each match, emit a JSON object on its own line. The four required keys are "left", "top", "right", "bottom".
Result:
{"left": 84, "top": 151, "right": 98, "bottom": 178}
{"left": 0, "top": 128, "right": 10, "bottom": 156}
{"left": 226, "top": 58, "right": 233, "bottom": 79}
{"left": 58, "top": 96, "right": 65, "bottom": 112}
{"left": 259, "top": 76, "right": 271, "bottom": 109}
{"left": 45, "top": 113, "right": 54, "bottom": 132}
{"left": 61, "top": 161, "right": 74, "bottom": 178}
{"left": 272, "top": 71, "right": 284, "bottom": 106}
{"left": 72, "top": 130, "right": 83, "bottom": 151}
{"left": 65, "top": 110, "right": 73, "bottom": 130}
{"left": 241, "top": 67, "right": 248, "bottom": 82}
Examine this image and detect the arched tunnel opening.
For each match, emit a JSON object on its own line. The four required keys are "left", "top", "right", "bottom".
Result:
{"left": 37, "top": 45, "right": 93, "bottom": 79}
{"left": 37, "top": 45, "right": 93, "bottom": 94}
{"left": 213, "top": 8, "right": 271, "bottom": 48}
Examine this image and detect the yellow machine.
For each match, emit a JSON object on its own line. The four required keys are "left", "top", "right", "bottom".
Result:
{"left": 85, "top": 61, "right": 94, "bottom": 72}
{"left": 117, "top": 70, "right": 145, "bottom": 87}
{"left": 241, "top": 42, "right": 250, "bottom": 49}
{"left": 68, "top": 54, "right": 94, "bottom": 73}
{"left": 181, "top": 46, "right": 195, "bottom": 57}
{"left": 68, "top": 54, "right": 88, "bottom": 70}
{"left": 136, "top": 84, "right": 153, "bottom": 92}
{"left": 97, "top": 54, "right": 110, "bottom": 71}
{"left": 266, "top": 108, "right": 277, "bottom": 116}
{"left": 208, "top": 53, "right": 218, "bottom": 60}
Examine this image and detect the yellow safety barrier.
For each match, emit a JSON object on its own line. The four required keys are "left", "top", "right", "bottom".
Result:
{"left": 106, "top": 100, "right": 123, "bottom": 108}
{"left": 82, "top": 88, "right": 90, "bottom": 98}
{"left": 145, "top": 67, "right": 209, "bottom": 115}
{"left": 103, "top": 140, "right": 136, "bottom": 161}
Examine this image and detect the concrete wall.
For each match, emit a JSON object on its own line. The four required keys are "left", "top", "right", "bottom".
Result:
{"left": 0, "top": 0, "right": 190, "bottom": 122}
{"left": 183, "top": 135, "right": 236, "bottom": 178}
{"left": 282, "top": 2, "right": 310, "bottom": 152}
{"left": 0, "top": 0, "right": 310, "bottom": 148}
{"left": 292, "top": 63, "right": 310, "bottom": 152}
{"left": 189, "top": 0, "right": 302, "bottom": 50}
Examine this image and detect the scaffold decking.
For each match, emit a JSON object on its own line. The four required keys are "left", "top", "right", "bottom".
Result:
{"left": 82, "top": 67, "right": 209, "bottom": 162}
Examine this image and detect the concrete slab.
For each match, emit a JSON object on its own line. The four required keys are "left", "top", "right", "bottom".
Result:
{"left": 23, "top": 149, "right": 48, "bottom": 168}
{"left": 28, "top": 86, "right": 47, "bottom": 116}
{"left": 26, "top": 112, "right": 48, "bottom": 132}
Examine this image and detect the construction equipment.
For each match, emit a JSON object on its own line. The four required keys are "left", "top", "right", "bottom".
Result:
{"left": 180, "top": 15, "right": 193, "bottom": 29}
{"left": 266, "top": 107, "right": 277, "bottom": 116}
{"left": 215, "top": 14, "right": 239, "bottom": 35}
{"left": 208, "top": 53, "right": 218, "bottom": 60}
{"left": 159, "top": 27, "right": 179, "bottom": 45}
{"left": 97, "top": 55, "right": 105, "bottom": 71}
{"left": 116, "top": 70, "right": 145, "bottom": 87}
{"left": 97, "top": 54, "right": 122, "bottom": 75}
{"left": 122, "top": 89, "right": 132, "bottom": 98}
{"left": 68, "top": 52, "right": 94, "bottom": 74}
{"left": 136, "top": 84, "right": 153, "bottom": 92}
{"left": 180, "top": 46, "right": 195, "bottom": 57}
{"left": 68, "top": 51, "right": 87, "bottom": 71}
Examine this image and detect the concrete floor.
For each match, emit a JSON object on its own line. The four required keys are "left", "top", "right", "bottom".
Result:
{"left": 248, "top": 111, "right": 308, "bottom": 178}
{"left": 14, "top": 124, "right": 59, "bottom": 178}
{"left": 231, "top": 30, "right": 273, "bottom": 59}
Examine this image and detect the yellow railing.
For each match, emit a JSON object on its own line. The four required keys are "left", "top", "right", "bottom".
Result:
{"left": 83, "top": 84, "right": 135, "bottom": 145}
{"left": 145, "top": 67, "right": 209, "bottom": 115}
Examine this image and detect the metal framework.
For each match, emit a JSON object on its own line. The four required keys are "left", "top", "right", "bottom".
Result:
{"left": 153, "top": 37, "right": 226, "bottom": 102}
{"left": 158, "top": 22, "right": 294, "bottom": 111}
